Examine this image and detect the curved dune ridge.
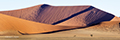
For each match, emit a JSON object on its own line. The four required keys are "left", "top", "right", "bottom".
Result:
{"left": 0, "top": 13, "right": 82, "bottom": 35}
{"left": 0, "top": 4, "right": 120, "bottom": 35}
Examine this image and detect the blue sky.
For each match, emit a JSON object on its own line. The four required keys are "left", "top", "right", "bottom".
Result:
{"left": 0, "top": 0, "right": 120, "bottom": 16}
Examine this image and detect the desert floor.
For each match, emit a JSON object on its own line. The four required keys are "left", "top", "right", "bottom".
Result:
{"left": 0, "top": 28, "right": 120, "bottom": 40}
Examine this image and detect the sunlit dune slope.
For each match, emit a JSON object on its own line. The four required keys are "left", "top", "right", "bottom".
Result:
{"left": 0, "top": 4, "right": 116, "bottom": 27}
{"left": 0, "top": 13, "right": 81, "bottom": 35}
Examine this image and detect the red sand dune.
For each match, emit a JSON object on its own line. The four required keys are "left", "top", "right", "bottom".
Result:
{"left": 0, "top": 4, "right": 117, "bottom": 27}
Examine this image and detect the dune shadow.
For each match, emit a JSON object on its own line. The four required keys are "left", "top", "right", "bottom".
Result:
{"left": 87, "top": 13, "right": 115, "bottom": 26}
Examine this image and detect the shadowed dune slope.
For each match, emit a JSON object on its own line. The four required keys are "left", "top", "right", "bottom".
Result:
{"left": 0, "top": 13, "right": 82, "bottom": 35}
{"left": 0, "top": 4, "right": 116, "bottom": 26}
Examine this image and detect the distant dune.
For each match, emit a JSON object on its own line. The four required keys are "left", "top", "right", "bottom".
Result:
{"left": 0, "top": 4, "right": 120, "bottom": 36}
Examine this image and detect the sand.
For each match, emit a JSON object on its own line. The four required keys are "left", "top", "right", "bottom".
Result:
{"left": 0, "top": 4, "right": 115, "bottom": 27}
{"left": 0, "top": 28, "right": 120, "bottom": 40}
{"left": 0, "top": 13, "right": 86, "bottom": 35}
{"left": 0, "top": 4, "right": 120, "bottom": 40}
{"left": 0, "top": 12, "right": 119, "bottom": 40}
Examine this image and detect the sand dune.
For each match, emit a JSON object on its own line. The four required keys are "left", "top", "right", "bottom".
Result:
{"left": 0, "top": 4, "right": 120, "bottom": 36}
{"left": 0, "top": 13, "right": 83, "bottom": 35}
{"left": 0, "top": 4, "right": 116, "bottom": 27}
{"left": 0, "top": 12, "right": 119, "bottom": 35}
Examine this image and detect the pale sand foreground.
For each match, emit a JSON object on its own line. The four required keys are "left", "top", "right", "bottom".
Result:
{"left": 0, "top": 29, "right": 120, "bottom": 40}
